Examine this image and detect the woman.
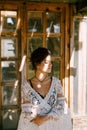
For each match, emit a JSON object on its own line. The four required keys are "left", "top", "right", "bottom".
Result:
{"left": 17, "top": 47, "right": 72, "bottom": 130}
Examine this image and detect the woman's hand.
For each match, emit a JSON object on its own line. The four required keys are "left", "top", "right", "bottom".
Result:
{"left": 30, "top": 115, "right": 57, "bottom": 126}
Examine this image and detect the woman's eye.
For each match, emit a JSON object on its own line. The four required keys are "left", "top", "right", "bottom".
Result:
{"left": 44, "top": 61, "right": 52, "bottom": 64}
{"left": 44, "top": 61, "right": 48, "bottom": 64}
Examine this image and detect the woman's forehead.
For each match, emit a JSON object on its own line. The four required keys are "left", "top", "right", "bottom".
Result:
{"left": 45, "top": 55, "right": 51, "bottom": 61}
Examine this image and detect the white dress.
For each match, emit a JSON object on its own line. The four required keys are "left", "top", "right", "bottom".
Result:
{"left": 17, "top": 77, "right": 73, "bottom": 130}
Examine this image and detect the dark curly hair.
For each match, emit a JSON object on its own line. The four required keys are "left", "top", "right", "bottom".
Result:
{"left": 30, "top": 47, "right": 51, "bottom": 70}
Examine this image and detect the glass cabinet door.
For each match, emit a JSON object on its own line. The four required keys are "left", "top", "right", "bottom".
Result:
{"left": 27, "top": 9, "right": 64, "bottom": 80}
{"left": 0, "top": 3, "right": 66, "bottom": 130}
{"left": 0, "top": 10, "right": 20, "bottom": 130}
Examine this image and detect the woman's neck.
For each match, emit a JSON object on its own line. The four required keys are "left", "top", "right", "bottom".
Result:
{"left": 35, "top": 71, "right": 48, "bottom": 82}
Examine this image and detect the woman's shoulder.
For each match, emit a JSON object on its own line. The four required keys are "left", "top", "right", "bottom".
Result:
{"left": 52, "top": 77, "right": 63, "bottom": 94}
{"left": 23, "top": 78, "right": 32, "bottom": 84}
{"left": 52, "top": 76, "right": 60, "bottom": 82}
{"left": 52, "top": 76, "right": 62, "bottom": 87}
{"left": 22, "top": 79, "right": 31, "bottom": 88}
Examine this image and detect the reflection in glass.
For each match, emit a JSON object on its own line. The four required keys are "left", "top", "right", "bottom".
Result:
{"left": 28, "top": 12, "right": 43, "bottom": 33}
{"left": 2, "top": 109, "right": 19, "bottom": 129}
{"left": 2, "top": 85, "right": 18, "bottom": 105}
{"left": 1, "top": 37, "right": 17, "bottom": 58}
{"left": 28, "top": 37, "right": 43, "bottom": 56}
{"left": 1, "top": 61, "right": 17, "bottom": 81}
{"left": 52, "top": 61, "right": 60, "bottom": 79}
{"left": 46, "top": 12, "right": 61, "bottom": 33}
{"left": 46, "top": 37, "right": 61, "bottom": 56}
{"left": 1, "top": 11, "right": 17, "bottom": 32}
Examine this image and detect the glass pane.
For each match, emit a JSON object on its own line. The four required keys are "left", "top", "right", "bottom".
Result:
{"left": 1, "top": 37, "right": 17, "bottom": 58}
{"left": 2, "top": 109, "right": 19, "bottom": 129}
{"left": 1, "top": 11, "right": 17, "bottom": 32}
{"left": 1, "top": 61, "right": 17, "bottom": 81}
{"left": 2, "top": 84, "right": 18, "bottom": 105}
{"left": 28, "top": 12, "right": 43, "bottom": 33}
{"left": 52, "top": 61, "right": 60, "bottom": 79}
{"left": 74, "top": 18, "right": 80, "bottom": 51}
{"left": 28, "top": 37, "right": 43, "bottom": 56}
{"left": 46, "top": 37, "right": 61, "bottom": 56}
{"left": 28, "top": 62, "right": 35, "bottom": 79}
{"left": 46, "top": 12, "right": 61, "bottom": 33}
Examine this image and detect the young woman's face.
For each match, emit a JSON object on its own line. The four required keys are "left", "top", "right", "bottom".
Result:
{"left": 37, "top": 55, "right": 52, "bottom": 73}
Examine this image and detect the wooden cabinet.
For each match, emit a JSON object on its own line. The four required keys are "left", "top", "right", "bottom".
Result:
{"left": 0, "top": 2, "right": 70, "bottom": 129}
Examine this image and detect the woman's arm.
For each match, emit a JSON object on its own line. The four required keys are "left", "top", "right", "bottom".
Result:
{"left": 30, "top": 114, "right": 57, "bottom": 126}
{"left": 30, "top": 115, "right": 50, "bottom": 125}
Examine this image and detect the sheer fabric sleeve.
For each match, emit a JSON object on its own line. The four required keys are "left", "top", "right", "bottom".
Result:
{"left": 21, "top": 81, "right": 31, "bottom": 113}
{"left": 21, "top": 81, "right": 38, "bottom": 119}
{"left": 48, "top": 78, "right": 66, "bottom": 118}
